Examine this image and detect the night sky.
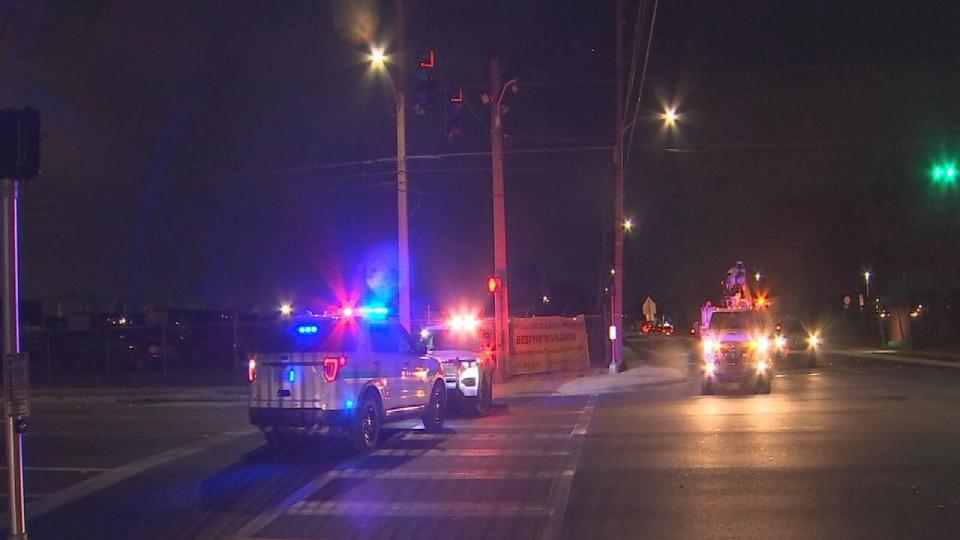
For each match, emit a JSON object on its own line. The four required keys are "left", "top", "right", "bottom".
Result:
{"left": 0, "top": 0, "right": 957, "bottom": 324}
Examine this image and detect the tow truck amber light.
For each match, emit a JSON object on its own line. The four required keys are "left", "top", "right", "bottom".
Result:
{"left": 323, "top": 356, "right": 347, "bottom": 382}
{"left": 247, "top": 358, "right": 257, "bottom": 383}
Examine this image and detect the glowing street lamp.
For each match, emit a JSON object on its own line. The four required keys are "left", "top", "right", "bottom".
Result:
{"left": 368, "top": 45, "right": 387, "bottom": 69}
{"left": 623, "top": 218, "right": 634, "bottom": 232}
{"left": 864, "top": 271, "right": 871, "bottom": 299}
{"left": 280, "top": 303, "right": 292, "bottom": 317}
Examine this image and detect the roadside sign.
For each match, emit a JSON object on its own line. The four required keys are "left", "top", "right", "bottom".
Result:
{"left": 4, "top": 353, "right": 29, "bottom": 417}
{"left": 642, "top": 297, "right": 657, "bottom": 322}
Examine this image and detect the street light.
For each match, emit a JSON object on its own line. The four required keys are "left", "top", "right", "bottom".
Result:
{"left": 368, "top": 46, "right": 386, "bottom": 69}
{"left": 623, "top": 218, "right": 633, "bottom": 232}
{"left": 366, "top": 40, "right": 411, "bottom": 332}
{"left": 864, "top": 271, "right": 871, "bottom": 299}
{"left": 754, "top": 271, "right": 761, "bottom": 283}
{"left": 280, "top": 303, "right": 292, "bottom": 317}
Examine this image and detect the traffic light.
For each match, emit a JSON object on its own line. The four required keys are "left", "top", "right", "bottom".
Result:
{"left": 0, "top": 108, "right": 40, "bottom": 181}
{"left": 446, "top": 86, "right": 463, "bottom": 139}
{"left": 930, "top": 159, "right": 958, "bottom": 186}
{"left": 412, "top": 49, "right": 436, "bottom": 115}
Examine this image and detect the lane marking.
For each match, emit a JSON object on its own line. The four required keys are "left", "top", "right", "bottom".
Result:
{"left": 0, "top": 466, "right": 108, "bottom": 473}
{"left": 399, "top": 432, "right": 570, "bottom": 441}
{"left": 26, "top": 429, "right": 255, "bottom": 519}
{"left": 231, "top": 453, "right": 368, "bottom": 539}
{"left": 542, "top": 394, "right": 597, "bottom": 540}
{"left": 372, "top": 448, "right": 571, "bottom": 457}
{"left": 326, "top": 468, "right": 564, "bottom": 481}
{"left": 288, "top": 500, "right": 551, "bottom": 517}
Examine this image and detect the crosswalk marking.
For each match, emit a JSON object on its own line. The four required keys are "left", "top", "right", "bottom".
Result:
{"left": 371, "top": 448, "right": 571, "bottom": 457}
{"left": 288, "top": 500, "right": 553, "bottom": 518}
{"left": 326, "top": 468, "right": 564, "bottom": 481}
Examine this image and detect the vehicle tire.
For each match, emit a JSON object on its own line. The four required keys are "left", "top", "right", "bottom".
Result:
{"left": 422, "top": 381, "right": 446, "bottom": 433}
{"left": 753, "top": 375, "right": 765, "bottom": 394}
{"left": 701, "top": 378, "right": 714, "bottom": 395}
{"left": 264, "top": 428, "right": 297, "bottom": 449}
{"left": 806, "top": 354, "right": 817, "bottom": 368}
{"left": 349, "top": 394, "right": 382, "bottom": 453}
{"left": 762, "top": 376, "right": 772, "bottom": 394}
{"left": 462, "top": 374, "right": 493, "bottom": 417}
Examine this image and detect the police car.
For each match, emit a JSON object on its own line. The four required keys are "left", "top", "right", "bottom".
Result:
{"left": 247, "top": 307, "right": 447, "bottom": 452}
{"left": 419, "top": 314, "right": 495, "bottom": 416}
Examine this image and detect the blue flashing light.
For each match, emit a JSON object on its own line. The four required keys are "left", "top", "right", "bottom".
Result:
{"left": 296, "top": 324, "right": 319, "bottom": 335}
{"left": 287, "top": 369, "right": 296, "bottom": 383}
{"left": 340, "top": 306, "right": 389, "bottom": 319}
{"left": 345, "top": 399, "right": 356, "bottom": 409}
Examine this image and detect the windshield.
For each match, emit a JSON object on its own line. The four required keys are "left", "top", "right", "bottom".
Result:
{"left": 709, "top": 311, "right": 762, "bottom": 331}
{"left": 253, "top": 320, "right": 358, "bottom": 354}
{"left": 428, "top": 330, "right": 479, "bottom": 351}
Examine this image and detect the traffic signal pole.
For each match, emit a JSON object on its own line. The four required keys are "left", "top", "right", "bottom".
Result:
{"left": 2, "top": 179, "right": 27, "bottom": 540}
{"left": 395, "top": 0, "right": 411, "bottom": 333}
{"left": 489, "top": 57, "right": 511, "bottom": 381}
{"left": 610, "top": 0, "right": 625, "bottom": 373}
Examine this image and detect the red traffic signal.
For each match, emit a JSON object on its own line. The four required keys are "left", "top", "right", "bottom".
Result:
{"left": 487, "top": 276, "right": 500, "bottom": 294}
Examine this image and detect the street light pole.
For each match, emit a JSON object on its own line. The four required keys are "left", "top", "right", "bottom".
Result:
{"left": 395, "top": 0, "right": 411, "bottom": 332}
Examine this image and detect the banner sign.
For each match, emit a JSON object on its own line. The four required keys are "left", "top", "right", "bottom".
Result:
{"left": 509, "top": 316, "right": 589, "bottom": 375}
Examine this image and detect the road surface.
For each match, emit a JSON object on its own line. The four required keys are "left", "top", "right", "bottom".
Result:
{"left": 6, "top": 351, "right": 960, "bottom": 539}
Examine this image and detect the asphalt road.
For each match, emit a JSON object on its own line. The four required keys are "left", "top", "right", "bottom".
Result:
{"left": 5, "top": 351, "right": 960, "bottom": 539}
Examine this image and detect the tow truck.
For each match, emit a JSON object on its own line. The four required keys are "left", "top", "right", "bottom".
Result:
{"left": 699, "top": 261, "right": 774, "bottom": 394}
{"left": 419, "top": 312, "right": 495, "bottom": 416}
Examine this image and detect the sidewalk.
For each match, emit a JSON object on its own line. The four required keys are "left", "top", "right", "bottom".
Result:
{"left": 496, "top": 365, "right": 687, "bottom": 398}
{"left": 830, "top": 349, "right": 960, "bottom": 369}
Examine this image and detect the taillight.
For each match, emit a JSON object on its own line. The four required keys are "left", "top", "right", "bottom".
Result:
{"left": 248, "top": 358, "right": 257, "bottom": 383}
{"left": 323, "top": 356, "right": 347, "bottom": 382}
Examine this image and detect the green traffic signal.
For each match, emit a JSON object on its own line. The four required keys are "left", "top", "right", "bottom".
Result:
{"left": 931, "top": 160, "right": 958, "bottom": 185}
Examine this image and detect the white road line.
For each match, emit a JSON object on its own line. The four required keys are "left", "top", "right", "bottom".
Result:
{"left": 399, "top": 432, "right": 570, "bottom": 441}
{"left": 541, "top": 394, "right": 597, "bottom": 540}
{"left": 25, "top": 429, "right": 255, "bottom": 519}
{"left": 0, "top": 466, "right": 108, "bottom": 473}
{"left": 372, "top": 448, "right": 571, "bottom": 457}
{"left": 326, "top": 468, "right": 564, "bottom": 481}
{"left": 231, "top": 453, "right": 369, "bottom": 539}
{"left": 287, "top": 500, "right": 552, "bottom": 518}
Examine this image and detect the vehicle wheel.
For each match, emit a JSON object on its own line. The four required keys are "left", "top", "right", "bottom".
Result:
{"left": 422, "top": 381, "right": 446, "bottom": 433}
{"left": 349, "top": 394, "right": 381, "bottom": 453}
{"left": 264, "top": 428, "right": 296, "bottom": 449}
{"left": 462, "top": 374, "right": 493, "bottom": 417}
{"left": 806, "top": 355, "right": 818, "bottom": 368}
{"left": 762, "top": 376, "right": 772, "bottom": 394}
{"left": 701, "top": 378, "right": 714, "bottom": 395}
{"left": 753, "top": 375, "right": 765, "bottom": 394}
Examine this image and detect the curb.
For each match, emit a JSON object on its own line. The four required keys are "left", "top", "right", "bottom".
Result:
{"left": 496, "top": 376, "right": 688, "bottom": 399}
{"left": 830, "top": 350, "right": 960, "bottom": 369}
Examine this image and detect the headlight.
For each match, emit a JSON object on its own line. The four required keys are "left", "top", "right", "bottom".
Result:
{"left": 705, "top": 360, "right": 716, "bottom": 375}
{"left": 752, "top": 337, "right": 770, "bottom": 354}
{"left": 774, "top": 336, "right": 786, "bottom": 349}
{"left": 807, "top": 334, "right": 821, "bottom": 348}
{"left": 757, "top": 360, "right": 769, "bottom": 372}
{"left": 702, "top": 339, "right": 719, "bottom": 355}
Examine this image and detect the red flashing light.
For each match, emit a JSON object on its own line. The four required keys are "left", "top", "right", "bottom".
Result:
{"left": 419, "top": 50, "right": 435, "bottom": 69}
{"left": 487, "top": 276, "right": 499, "bottom": 294}
{"left": 323, "top": 356, "right": 347, "bottom": 382}
{"left": 248, "top": 358, "right": 257, "bottom": 383}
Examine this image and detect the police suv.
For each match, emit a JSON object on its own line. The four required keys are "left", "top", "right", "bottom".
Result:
{"left": 419, "top": 314, "right": 495, "bottom": 416}
{"left": 248, "top": 309, "right": 447, "bottom": 452}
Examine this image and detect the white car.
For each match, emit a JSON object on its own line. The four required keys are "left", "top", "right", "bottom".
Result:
{"left": 248, "top": 312, "right": 447, "bottom": 452}
{"left": 420, "top": 316, "right": 495, "bottom": 416}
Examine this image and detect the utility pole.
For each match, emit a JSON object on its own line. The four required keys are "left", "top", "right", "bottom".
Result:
{"left": 489, "top": 56, "right": 511, "bottom": 380}
{"left": 2, "top": 179, "right": 28, "bottom": 540}
{"left": 395, "top": 0, "right": 411, "bottom": 333}
{"left": 610, "top": 0, "right": 625, "bottom": 373}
